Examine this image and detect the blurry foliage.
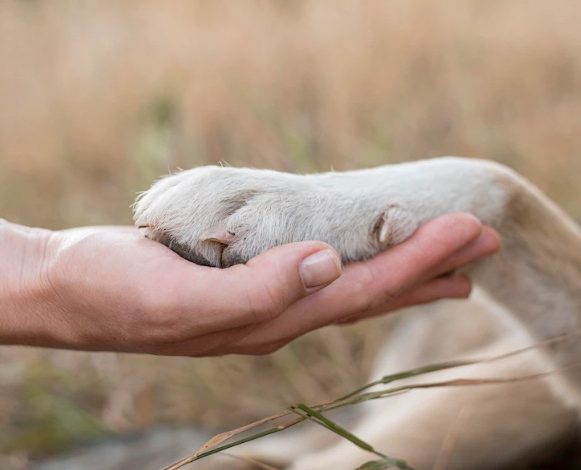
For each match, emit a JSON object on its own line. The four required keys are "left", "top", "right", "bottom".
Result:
{"left": 5, "top": 391, "right": 108, "bottom": 457}
{"left": 0, "top": 0, "right": 580, "bottom": 464}
{"left": 132, "top": 93, "right": 181, "bottom": 190}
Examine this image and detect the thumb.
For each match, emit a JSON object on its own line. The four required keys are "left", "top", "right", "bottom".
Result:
{"left": 223, "top": 241, "right": 342, "bottom": 323}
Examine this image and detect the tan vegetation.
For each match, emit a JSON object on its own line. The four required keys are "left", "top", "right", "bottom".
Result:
{"left": 0, "top": 0, "right": 580, "bottom": 465}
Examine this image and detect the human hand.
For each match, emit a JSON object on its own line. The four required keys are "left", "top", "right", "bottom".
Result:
{"left": 0, "top": 213, "right": 499, "bottom": 356}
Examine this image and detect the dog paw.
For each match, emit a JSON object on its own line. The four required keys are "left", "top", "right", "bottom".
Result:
{"left": 133, "top": 166, "right": 419, "bottom": 267}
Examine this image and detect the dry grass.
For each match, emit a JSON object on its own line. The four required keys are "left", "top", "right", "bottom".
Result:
{"left": 0, "top": 0, "right": 580, "bottom": 465}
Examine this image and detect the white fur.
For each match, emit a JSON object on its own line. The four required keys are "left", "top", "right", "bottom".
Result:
{"left": 133, "top": 157, "right": 581, "bottom": 469}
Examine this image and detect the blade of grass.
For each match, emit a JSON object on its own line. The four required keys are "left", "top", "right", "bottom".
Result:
{"left": 163, "top": 418, "right": 303, "bottom": 470}
{"left": 289, "top": 404, "right": 414, "bottom": 470}
{"left": 166, "top": 368, "right": 571, "bottom": 469}
{"left": 356, "top": 458, "right": 413, "bottom": 470}
{"left": 291, "top": 403, "right": 386, "bottom": 458}
{"left": 339, "top": 331, "right": 575, "bottom": 401}
{"left": 164, "top": 332, "right": 581, "bottom": 469}
{"left": 330, "top": 364, "right": 581, "bottom": 409}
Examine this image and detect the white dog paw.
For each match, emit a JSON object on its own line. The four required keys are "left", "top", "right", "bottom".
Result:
{"left": 133, "top": 166, "right": 420, "bottom": 267}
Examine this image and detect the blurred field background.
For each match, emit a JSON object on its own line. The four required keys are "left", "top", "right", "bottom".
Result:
{"left": 1, "top": 0, "right": 580, "bottom": 467}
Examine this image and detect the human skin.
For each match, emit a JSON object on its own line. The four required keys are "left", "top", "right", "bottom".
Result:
{"left": 0, "top": 213, "right": 500, "bottom": 356}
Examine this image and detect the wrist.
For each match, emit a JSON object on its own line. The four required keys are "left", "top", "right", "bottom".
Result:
{"left": 0, "top": 220, "right": 63, "bottom": 347}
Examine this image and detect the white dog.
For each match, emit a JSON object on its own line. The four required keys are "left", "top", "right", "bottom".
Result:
{"left": 131, "top": 157, "right": 581, "bottom": 469}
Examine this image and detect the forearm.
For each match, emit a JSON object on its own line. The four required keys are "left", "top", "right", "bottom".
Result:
{"left": 0, "top": 221, "right": 61, "bottom": 346}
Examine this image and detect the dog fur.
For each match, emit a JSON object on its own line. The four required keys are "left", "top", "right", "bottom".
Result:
{"left": 132, "top": 157, "right": 581, "bottom": 469}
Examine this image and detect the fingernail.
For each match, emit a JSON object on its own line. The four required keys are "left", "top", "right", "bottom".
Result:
{"left": 299, "top": 249, "right": 342, "bottom": 289}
